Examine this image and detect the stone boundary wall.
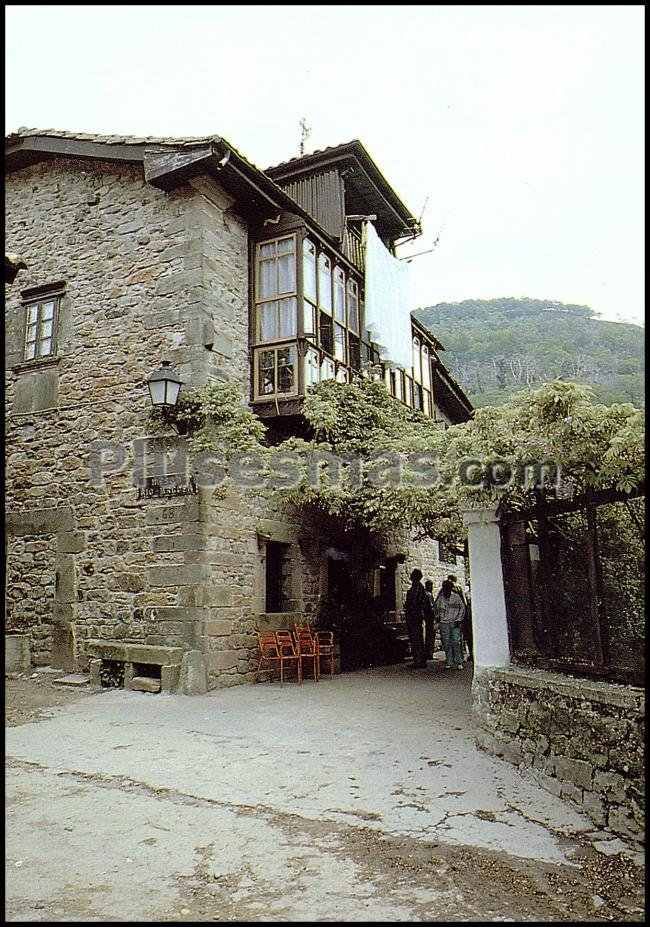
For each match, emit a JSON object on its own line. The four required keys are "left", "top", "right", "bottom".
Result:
{"left": 473, "top": 665, "right": 645, "bottom": 847}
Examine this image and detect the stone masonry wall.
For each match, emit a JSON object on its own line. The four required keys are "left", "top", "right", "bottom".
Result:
{"left": 473, "top": 666, "right": 645, "bottom": 847}
{"left": 399, "top": 536, "right": 468, "bottom": 614}
{"left": 5, "top": 156, "right": 249, "bottom": 671}
{"left": 5, "top": 533, "right": 57, "bottom": 665}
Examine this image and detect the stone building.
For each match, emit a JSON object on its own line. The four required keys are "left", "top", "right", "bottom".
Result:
{"left": 5, "top": 129, "right": 472, "bottom": 689}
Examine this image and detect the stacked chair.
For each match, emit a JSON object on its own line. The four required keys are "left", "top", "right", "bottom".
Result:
{"left": 256, "top": 622, "right": 336, "bottom": 685}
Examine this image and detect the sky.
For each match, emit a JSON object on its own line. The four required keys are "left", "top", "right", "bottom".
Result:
{"left": 5, "top": 4, "right": 645, "bottom": 326}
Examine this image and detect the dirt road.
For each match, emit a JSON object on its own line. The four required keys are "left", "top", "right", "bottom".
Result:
{"left": 5, "top": 666, "right": 645, "bottom": 921}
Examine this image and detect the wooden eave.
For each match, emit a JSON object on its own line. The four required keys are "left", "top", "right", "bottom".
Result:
{"left": 266, "top": 141, "right": 421, "bottom": 243}
{"left": 432, "top": 362, "right": 473, "bottom": 422}
{"left": 5, "top": 132, "right": 360, "bottom": 276}
{"left": 411, "top": 315, "right": 444, "bottom": 352}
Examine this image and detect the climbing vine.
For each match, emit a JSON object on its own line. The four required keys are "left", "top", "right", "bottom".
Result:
{"left": 152, "top": 377, "right": 644, "bottom": 548}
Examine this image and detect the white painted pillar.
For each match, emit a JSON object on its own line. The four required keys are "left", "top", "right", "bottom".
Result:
{"left": 462, "top": 506, "right": 511, "bottom": 670}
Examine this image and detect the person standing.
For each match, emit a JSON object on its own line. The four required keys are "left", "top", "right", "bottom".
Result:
{"left": 423, "top": 579, "right": 437, "bottom": 660}
{"left": 404, "top": 569, "right": 428, "bottom": 668}
{"left": 447, "top": 574, "right": 466, "bottom": 604}
{"left": 448, "top": 574, "right": 471, "bottom": 661}
{"left": 435, "top": 579, "right": 466, "bottom": 670}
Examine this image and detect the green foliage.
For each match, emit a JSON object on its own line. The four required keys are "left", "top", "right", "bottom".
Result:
{"left": 153, "top": 378, "right": 644, "bottom": 552}
{"left": 414, "top": 297, "right": 645, "bottom": 408}
{"left": 150, "top": 381, "right": 267, "bottom": 456}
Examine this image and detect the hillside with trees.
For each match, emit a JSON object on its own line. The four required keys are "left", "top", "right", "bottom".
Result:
{"left": 414, "top": 298, "right": 644, "bottom": 408}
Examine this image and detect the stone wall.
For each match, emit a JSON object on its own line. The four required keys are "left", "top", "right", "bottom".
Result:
{"left": 399, "top": 536, "right": 467, "bottom": 612}
{"left": 5, "top": 152, "right": 464, "bottom": 689}
{"left": 5, "top": 156, "right": 249, "bottom": 671}
{"left": 473, "top": 666, "right": 645, "bottom": 847}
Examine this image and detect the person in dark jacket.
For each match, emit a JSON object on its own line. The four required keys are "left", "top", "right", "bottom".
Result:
{"left": 423, "top": 579, "right": 437, "bottom": 659}
{"left": 404, "top": 569, "right": 429, "bottom": 668}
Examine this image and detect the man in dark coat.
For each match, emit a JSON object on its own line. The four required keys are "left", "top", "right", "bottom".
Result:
{"left": 404, "top": 569, "right": 429, "bottom": 668}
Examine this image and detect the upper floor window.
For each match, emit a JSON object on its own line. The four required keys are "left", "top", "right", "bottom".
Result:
{"left": 422, "top": 345, "right": 431, "bottom": 390}
{"left": 303, "top": 239, "right": 317, "bottom": 304}
{"left": 333, "top": 267, "right": 346, "bottom": 323}
{"left": 412, "top": 336, "right": 422, "bottom": 384}
{"left": 347, "top": 280, "right": 359, "bottom": 333}
{"left": 23, "top": 291, "right": 60, "bottom": 360}
{"left": 318, "top": 254, "right": 332, "bottom": 313}
{"left": 255, "top": 236, "right": 297, "bottom": 344}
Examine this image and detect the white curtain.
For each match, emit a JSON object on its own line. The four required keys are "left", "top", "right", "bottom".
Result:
{"left": 363, "top": 221, "right": 414, "bottom": 369}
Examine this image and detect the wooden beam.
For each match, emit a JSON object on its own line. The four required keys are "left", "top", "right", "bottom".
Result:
{"left": 501, "top": 482, "right": 645, "bottom": 522}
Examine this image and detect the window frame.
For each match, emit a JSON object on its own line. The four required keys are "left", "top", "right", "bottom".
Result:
{"left": 254, "top": 234, "right": 298, "bottom": 346}
{"left": 317, "top": 252, "right": 333, "bottom": 314}
{"left": 253, "top": 343, "right": 299, "bottom": 400}
{"left": 22, "top": 290, "right": 61, "bottom": 362}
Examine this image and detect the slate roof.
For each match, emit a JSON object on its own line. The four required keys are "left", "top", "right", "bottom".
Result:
{"left": 7, "top": 127, "right": 223, "bottom": 147}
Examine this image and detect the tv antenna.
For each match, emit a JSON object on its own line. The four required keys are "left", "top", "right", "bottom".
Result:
{"left": 299, "top": 117, "right": 311, "bottom": 156}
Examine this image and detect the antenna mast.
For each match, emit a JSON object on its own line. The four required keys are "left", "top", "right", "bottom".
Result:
{"left": 298, "top": 117, "right": 311, "bottom": 156}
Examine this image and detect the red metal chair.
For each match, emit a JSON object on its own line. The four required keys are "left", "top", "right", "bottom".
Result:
{"left": 256, "top": 632, "right": 282, "bottom": 684}
{"left": 314, "top": 631, "right": 335, "bottom": 679}
{"left": 274, "top": 630, "right": 303, "bottom": 685}
{"left": 293, "top": 626, "right": 320, "bottom": 681}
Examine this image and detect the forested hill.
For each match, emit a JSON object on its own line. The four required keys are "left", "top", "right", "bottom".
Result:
{"left": 414, "top": 297, "right": 644, "bottom": 408}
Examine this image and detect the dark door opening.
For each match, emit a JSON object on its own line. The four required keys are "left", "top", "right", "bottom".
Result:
{"left": 325, "top": 554, "right": 406, "bottom": 671}
{"left": 265, "top": 541, "right": 290, "bottom": 613}
{"left": 379, "top": 561, "right": 397, "bottom": 616}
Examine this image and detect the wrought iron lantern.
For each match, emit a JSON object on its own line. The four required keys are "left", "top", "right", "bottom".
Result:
{"left": 146, "top": 361, "right": 183, "bottom": 409}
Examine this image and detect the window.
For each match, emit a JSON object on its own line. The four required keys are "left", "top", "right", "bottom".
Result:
{"left": 404, "top": 374, "right": 413, "bottom": 406}
{"left": 303, "top": 300, "right": 317, "bottom": 341}
{"left": 395, "top": 370, "right": 404, "bottom": 402}
{"left": 333, "top": 267, "right": 346, "bottom": 323}
{"left": 256, "top": 345, "right": 298, "bottom": 398}
{"left": 319, "top": 311, "right": 334, "bottom": 356}
{"left": 334, "top": 323, "right": 346, "bottom": 362}
{"left": 318, "top": 253, "right": 332, "bottom": 313}
{"left": 320, "top": 357, "right": 336, "bottom": 381}
{"left": 412, "top": 336, "right": 422, "bottom": 384}
{"left": 255, "top": 236, "right": 297, "bottom": 343}
{"left": 265, "top": 541, "right": 291, "bottom": 612}
{"left": 303, "top": 239, "right": 317, "bottom": 303}
{"left": 422, "top": 345, "right": 431, "bottom": 390}
{"left": 258, "top": 298, "right": 297, "bottom": 342}
{"left": 348, "top": 334, "right": 361, "bottom": 371}
{"left": 423, "top": 388, "right": 432, "bottom": 417}
{"left": 305, "top": 348, "right": 320, "bottom": 387}
{"left": 413, "top": 382, "right": 424, "bottom": 412}
{"left": 23, "top": 295, "right": 59, "bottom": 360}
{"left": 389, "top": 369, "right": 397, "bottom": 397}
{"left": 347, "top": 279, "right": 359, "bottom": 332}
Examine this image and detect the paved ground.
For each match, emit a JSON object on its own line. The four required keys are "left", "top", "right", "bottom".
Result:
{"left": 5, "top": 661, "right": 645, "bottom": 921}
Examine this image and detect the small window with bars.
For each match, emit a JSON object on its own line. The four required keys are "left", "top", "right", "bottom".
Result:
{"left": 23, "top": 292, "right": 60, "bottom": 360}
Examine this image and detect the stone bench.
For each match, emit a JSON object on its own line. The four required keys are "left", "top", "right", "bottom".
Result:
{"left": 86, "top": 641, "right": 185, "bottom": 693}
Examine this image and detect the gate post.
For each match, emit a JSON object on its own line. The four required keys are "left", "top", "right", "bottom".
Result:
{"left": 463, "top": 505, "right": 511, "bottom": 669}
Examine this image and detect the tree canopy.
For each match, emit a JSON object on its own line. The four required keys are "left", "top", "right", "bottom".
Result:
{"left": 414, "top": 297, "right": 645, "bottom": 409}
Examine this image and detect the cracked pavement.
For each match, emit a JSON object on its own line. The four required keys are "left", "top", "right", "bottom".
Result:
{"left": 5, "top": 663, "right": 645, "bottom": 921}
